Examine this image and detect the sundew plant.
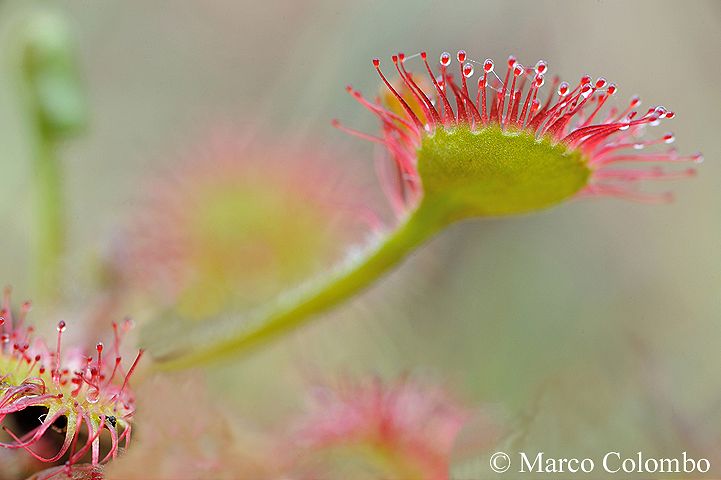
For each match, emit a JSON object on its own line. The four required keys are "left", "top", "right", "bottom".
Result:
{"left": 0, "top": 2, "right": 718, "bottom": 479}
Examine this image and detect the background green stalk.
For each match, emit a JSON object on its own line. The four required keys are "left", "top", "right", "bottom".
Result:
{"left": 16, "top": 8, "right": 86, "bottom": 301}
{"left": 30, "top": 125, "right": 64, "bottom": 299}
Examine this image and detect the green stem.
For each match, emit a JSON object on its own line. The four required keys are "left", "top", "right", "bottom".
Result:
{"left": 151, "top": 197, "right": 450, "bottom": 369}
{"left": 15, "top": 9, "right": 86, "bottom": 302}
{"left": 32, "top": 126, "right": 64, "bottom": 301}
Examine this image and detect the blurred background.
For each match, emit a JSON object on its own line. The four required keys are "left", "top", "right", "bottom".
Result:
{"left": 0, "top": 0, "right": 720, "bottom": 478}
